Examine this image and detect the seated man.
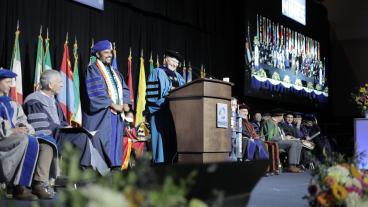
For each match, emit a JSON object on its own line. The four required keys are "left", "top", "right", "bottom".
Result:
{"left": 23, "top": 70, "right": 109, "bottom": 175}
{"left": 260, "top": 109, "right": 303, "bottom": 173}
{"left": 251, "top": 111, "right": 262, "bottom": 135}
{"left": 0, "top": 69, "right": 57, "bottom": 200}
{"left": 280, "top": 112, "right": 297, "bottom": 137}
{"left": 238, "top": 104, "right": 268, "bottom": 161}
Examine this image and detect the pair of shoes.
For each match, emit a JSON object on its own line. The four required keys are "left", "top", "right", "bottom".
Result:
{"left": 287, "top": 165, "right": 303, "bottom": 173}
{"left": 12, "top": 185, "right": 38, "bottom": 200}
{"left": 32, "top": 181, "right": 54, "bottom": 199}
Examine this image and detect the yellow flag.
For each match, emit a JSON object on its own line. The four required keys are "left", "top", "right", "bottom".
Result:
{"left": 135, "top": 50, "right": 146, "bottom": 129}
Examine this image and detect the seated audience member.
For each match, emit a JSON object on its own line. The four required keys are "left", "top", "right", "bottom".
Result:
{"left": 280, "top": 111, "right": 297, "bottom": 137}
{"left": 0, "top": 69, "right": 57, "bottom": 200}
{"left": 23, "top": 70, "right": 109, "bottom": 175}
{"left": 261, "top": 112, "right": 271, "bottom": 122}
{"left": 238, "top": 104, "right": 268, "bottom": 161}
{"left": 260, "top": 109, "right": 303, "bottom": 173}
{"left": 293, "top": 112, "right": 305, "bottom": 139}
{"left": 121, "top": 111, "right": 146, "bottom": 170}
{"left": 251, "top": 111, "right": 262, "bottom": 135}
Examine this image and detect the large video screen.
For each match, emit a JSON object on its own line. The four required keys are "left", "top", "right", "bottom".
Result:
{"left": 282, "top": 0, "right": 306, "bottom": 25}
{"left": 245, "top": 14, "right": 328, "bottom": 103}
{"left": 355, "top": 119, "right": 368, "bottom": 170}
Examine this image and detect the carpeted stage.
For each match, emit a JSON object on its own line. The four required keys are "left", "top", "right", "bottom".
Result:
{"left": 248, "top": 171, "right": 311, "bottom": 207}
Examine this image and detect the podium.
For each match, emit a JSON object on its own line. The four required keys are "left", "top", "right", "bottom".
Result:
{"left": 168, "top": 78, "right": 233, "bottom": 163}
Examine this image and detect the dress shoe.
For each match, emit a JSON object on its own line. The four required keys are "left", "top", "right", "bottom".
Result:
{"left": 12, "top": 185, "right": 38, "bottom": 200}
{"left": 287, "top": 165, "right": 303, "bottom": 173}
{"left": 32, "top": 181, "right": 54, "bottom": 199}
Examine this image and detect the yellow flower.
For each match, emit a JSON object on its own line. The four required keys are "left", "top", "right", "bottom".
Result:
{"left": 324, "top": 176, "right": 336, "bottom": 187}
{"left": 364, "top": 177, "right": 368, "bottom": 184}
{"left": 365, "top": 83, "right": 368, "bottom": 88}
{"left": 331, "top": 184, "right": 348, "bottom": 201}
{"left": 351, "top": 165, "right": 362, "bottom": 179}
{"left": 360, "top": 87, "right": 366, "bottom": 93}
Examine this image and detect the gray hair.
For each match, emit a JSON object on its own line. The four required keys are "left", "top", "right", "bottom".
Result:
{"left": 40, "top": 69, "right": 61, "bottom": 89}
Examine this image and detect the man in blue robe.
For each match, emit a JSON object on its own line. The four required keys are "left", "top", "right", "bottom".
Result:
{"left": 0, "top": 69, "right": 58, "bottom": 200}
{"left": 23, "top": 70, "right": 109, "bottom": 175}
{"left": 146, "top": 50, "right": 185, "bottom": 164}
{"left": 82, "top": 40, "right": 131, "bottom": 169}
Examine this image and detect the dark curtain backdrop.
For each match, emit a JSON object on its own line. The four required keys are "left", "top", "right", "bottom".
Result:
{"left": 0, "top": 0, "right": 245, "bottom": 98}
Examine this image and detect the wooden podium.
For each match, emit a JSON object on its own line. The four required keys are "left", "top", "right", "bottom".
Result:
{"left": 168, "top": 78, "right": 233, "bottom": 163}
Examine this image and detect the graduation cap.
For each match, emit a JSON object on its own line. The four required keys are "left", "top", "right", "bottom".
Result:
{"left": 239, "top": 103, "right": 250, "bottom": 110}
{"left": 293, "top": 112, "right": 303, "bottom": 118}
{"left": 284, "top": 111, "right": 294, "bottom": 116}
{"left": 91, "top": 40, "right": 113, "bottom": 55}
{"left": 262, "top": 112, "right": 271, "bottom": 117}
{"left": 270, "top": 108, "right": 285, "bottom": 117}
{"left": 165, "top": 49, "right": 183, "bottom": 63}
{"left": 0, "top": 68, "right": 17, "bottom": 79}
{"left": 303, "top": 114, "right": 315, "bottom": 122}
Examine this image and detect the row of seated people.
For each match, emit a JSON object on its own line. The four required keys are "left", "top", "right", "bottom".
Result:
{"left": 238, "top": 103, "right": 334, "bottom": 175}
{"left": 0, "top": 69, "right": 143, "bottom": 200}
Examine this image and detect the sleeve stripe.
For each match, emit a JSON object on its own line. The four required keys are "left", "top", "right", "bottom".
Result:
{"left": 31, "top": 121, "right": 50, "bottom": 129}
{"left": 146, "top": 94, "right": 159, "bottom": 99}
{"left": 87, "top": 84, "right": 104, "bottom": 91}
{"left": 147, "top": 81, "right": 159, "bottom": 85}
{"left": 27, "top": 113, "right": 48, "bottom": 120}
{"left": 86, "top": 77, "right": 102, "bottom": 83}
{"left": 88, "top": 91, "right": 107, "bottom": 98}
{"left": 146, "top": 88, "right": 160, "bottom": 92}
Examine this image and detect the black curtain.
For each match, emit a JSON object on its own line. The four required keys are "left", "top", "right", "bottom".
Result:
{"left": 0, "top": 0, "right": 245, "bottom": 98}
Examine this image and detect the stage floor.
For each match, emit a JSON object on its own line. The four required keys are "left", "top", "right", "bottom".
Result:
{"left": 247, "top": 171, "right": 311, "bottom": 207}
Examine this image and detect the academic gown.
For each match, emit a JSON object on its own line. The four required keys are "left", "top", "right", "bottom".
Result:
{"left": 82, "top": 62, "right": 131, "bottom": 167}
{"left": 23, "top": 91, "right": 109, "bottom": 174}
{"left": 146, "top": 67, "right": 185, "bottom": 164}
{"left": 0, "top": 96, "right": 58, "bottom": 187}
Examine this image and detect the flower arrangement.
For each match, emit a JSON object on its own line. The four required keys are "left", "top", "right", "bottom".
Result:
{"left": 352, "top": 84, "right": 368, "bottom": 116}
{"left": 305, "top": 162, "right": 368, "bottom": 207}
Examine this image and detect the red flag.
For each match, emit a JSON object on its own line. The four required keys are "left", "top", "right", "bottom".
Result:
{"left": 57, "top": 34, "right": 75, "bottom": 124}
{"left": 127, "top": 48, "right": 134, "bottom": 109}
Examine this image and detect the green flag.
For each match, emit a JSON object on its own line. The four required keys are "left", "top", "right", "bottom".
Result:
{"left": 149, "top": 52, "right": 154, "bottom": 74}
{"left": 34, "top": 26, "right": 43, "bottom": 90}
{"left": 43, "top": 28, "right": 52, "bottom": 71}
{"left": 71, "top": 39, "right": 82, "bottom": 126}
{"left": 89, "top": 38, "right": 96, "bottom": 65}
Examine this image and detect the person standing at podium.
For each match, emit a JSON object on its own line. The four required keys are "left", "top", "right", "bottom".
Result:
{"left": 146, "top": 50, "right": 185, "bottom": 164}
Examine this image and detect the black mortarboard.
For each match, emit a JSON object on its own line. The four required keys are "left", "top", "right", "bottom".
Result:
{"left": 165, "top": 49, "right": 183, "bottom": 63}
{"left": 271, "top": 108, "right": 285, "bottom": 117}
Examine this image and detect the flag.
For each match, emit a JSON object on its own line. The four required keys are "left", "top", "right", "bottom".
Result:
{"left": 43, "top": 28, "right": 52, "bottom": 71}
{"left": 187, "top": 62, "right": 192, "bottom": 83}
{"left": 33, "top": 26, "right": 43, "bottom": 90}
{"left": 57, "top": 34, "right": 75, "bottom": 124}
{"left": 112, "top": 42, "right": 118, "bottom": 70}
{"left": 149, "top": 52, "right": 154, "bottom": 75}
{"left": 127, "top": 48, "right": 134, "bottom": 109}
{"left": 134, "top": 49, "right": 146, "bottom": 128}
{"left": 9, "top": 22, "right": 23, "bottom": 104}
{"left": 156, "top": 54, "right": 160, "bottom": 68}
{"left": 182, "top": 60, "right": 187, "bottom": 82}
{"left": 89, "top": 39, "right": 96, "bottom": 66}
{"left": 71, "top": 38, "right": 82, "bottom": 126}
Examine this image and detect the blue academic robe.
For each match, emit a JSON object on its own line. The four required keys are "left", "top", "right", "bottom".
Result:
{"left": 23, "top": 93, "right": 109, "bottom": 173}
{"left": 0, "top": 96, "right": 58, "bottom": 187}
{"left": 146, "top": 67, "right": 185, "bottom": 163}
{"left": 82, "top": 63, "right": 131, "bottom": 167}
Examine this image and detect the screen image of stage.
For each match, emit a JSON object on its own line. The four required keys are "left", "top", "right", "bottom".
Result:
{"left": 355, "top": 118, "right": 368, "bottom": 170}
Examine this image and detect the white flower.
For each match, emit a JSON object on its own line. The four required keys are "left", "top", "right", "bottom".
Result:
{"left": 81, "top": 185, "right": 129, "bottom": 207}
{"left": 346, "top": 192, "right": 361, "bottom": 207}
{"left": 345, "top": 178, "right": 363, "bottom": 189}
{"left": 327, "top": 165, "right": 350, "bottom": 184}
